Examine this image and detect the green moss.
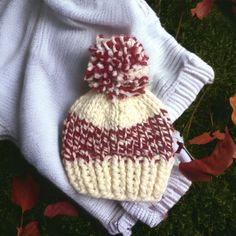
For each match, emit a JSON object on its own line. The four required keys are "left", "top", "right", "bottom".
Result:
{"left": 1, "top": 0, "right": 236, "bottom": 235}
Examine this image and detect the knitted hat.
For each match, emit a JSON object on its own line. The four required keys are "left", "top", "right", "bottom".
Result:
{"left": 61, "top": 35, "right": 175, "bottom": 202}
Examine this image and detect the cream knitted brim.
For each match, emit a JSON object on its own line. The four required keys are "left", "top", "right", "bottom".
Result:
{"left": 62, "top": 89, "right": 174, "bottom": 202}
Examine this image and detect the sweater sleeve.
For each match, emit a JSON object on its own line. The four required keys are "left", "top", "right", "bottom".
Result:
{"left": 163, "top": 52, "right": 215, "bottom": 122}
{"left": 142, "top": 14, "right": 215, "bottom": 122}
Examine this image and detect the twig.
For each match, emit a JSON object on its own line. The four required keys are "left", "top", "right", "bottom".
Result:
{"left": 175, "top": 11, "right": 184, "bottom": 39}
{"left": 210, "top": 111, "right": 214, "bottom": 127}
{"left": 17, "top": 211, "right": 24, "bottom": 236}
{"left": 157, "top": 0, "right": 161, "bottom": 16}
{"left": 183, "top": 88, "right": 209, "bottom": 138}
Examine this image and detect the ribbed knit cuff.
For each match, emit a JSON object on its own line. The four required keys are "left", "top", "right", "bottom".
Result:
{"left": 147, "top": 17, "right": 215, "bottom": 123}
{"left": 164, "top": 52, "right": 214, "bottom": 122}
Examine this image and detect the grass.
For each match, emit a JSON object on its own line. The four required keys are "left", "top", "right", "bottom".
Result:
{"left": 1, "top": 0, "right": 236, "bottom": 235}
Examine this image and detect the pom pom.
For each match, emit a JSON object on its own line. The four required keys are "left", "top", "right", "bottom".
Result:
{"left": 84, "top": 35, "right": 149, "bottom": 100}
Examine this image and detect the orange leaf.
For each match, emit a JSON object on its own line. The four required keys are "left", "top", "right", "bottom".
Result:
{"left": 20, "top": 221, "right": 40, "bottom": 236}
{"left": 189, "top": 132, "right": 214, "bottom": 144}
{"left": 12, "top": 175, "right": 39, "bottom": 213}
{"left": 44, "top": 201, "right": 78, "bottom": 218}
{"left": 189, "top": 130, "right": 226, "bottom": 145}
{"left": 180, "top": 127, "right": 236, "bottom": 182}
{"left": 229, "top": 93, "right": 236, "bottom": 125}
{"left": 233, "top": 151, "right": 236, "bottom": 159}
{"left": 212, "top": 130, "right": 225, "bottom": 140}
{"left": 191, "top": 0, "right": 213, "bottom": 20}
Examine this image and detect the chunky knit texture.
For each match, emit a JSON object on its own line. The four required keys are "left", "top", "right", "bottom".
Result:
{"left": 62, "top": 35, "right": 175, "bottom": 201}
{"left": 121, "top": 130, "right": 192, "bottom": 229}
{"left": 85, "top": 35, "right": 149, "bottom": 100}
{"left": 62, "top": 91, "right": 175, "bottom": 202}
{"left": 0, "top": 0, "right": 214, "bottom": 235}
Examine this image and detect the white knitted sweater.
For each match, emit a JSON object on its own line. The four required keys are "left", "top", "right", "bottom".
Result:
{"left": 0, "top": 0, "right": 214, "bottom": 233}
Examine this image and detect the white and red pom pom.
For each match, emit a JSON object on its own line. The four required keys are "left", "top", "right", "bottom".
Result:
{"left": 84, "top": 35, "right": 149, "bottom": 100}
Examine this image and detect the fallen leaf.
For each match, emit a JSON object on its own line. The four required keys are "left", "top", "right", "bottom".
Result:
{"left": 180, "top": 127, "right": 236, "bottom": 182}
{"left": 212, "top": 130, "right": 225, "bottom": 140}
{"left": 19, "top": 221, "right": 40, "bottom": 236}
{"left": 233, "top": 151, "right": 236, "bottom": 159}
{"left": 17, "top": 227, "right": 23, "bottom": 236}
{"left": 229, "top": 93, "right": 236, "bottom": 125}
{"left": 12, "top": 175, "right": 39, "bottom": 213}
{"left": 44, "top": 201, "right": 78, "bottom": 218}
{"left": 189, "top": 130, "right": 225, "bottom": 144}
{"left": 191, "top": 0, "right": 213, "bottom": 20}
{"left": 189, "top": 132, "right": 214, "bottom": 144}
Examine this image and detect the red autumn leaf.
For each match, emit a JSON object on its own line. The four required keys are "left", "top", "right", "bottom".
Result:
{"left": 191, "top": 0, "right": 213, "bottom": 20}
{"left": 189, "top": 130, "right": 225, "bottom": 145}
{"left": 12, "top": 175, "right": 39, "bottom": 213}
{"left": 17, "top": 227, "right": 23, "bottom": 236}
{"left": 189, "top": 132, "right": 214, "bottom": 144}
{"left": 229, "top": 93, "right": 236, "bottom": 125}
{"left": 18, "top": 221, "right": 40, "bottom": 236}
{"left": 44, "top": 201, "right": 78, "bottom": 218}
{"left": 179, "top": 127, "right": 236, "bottom": 182}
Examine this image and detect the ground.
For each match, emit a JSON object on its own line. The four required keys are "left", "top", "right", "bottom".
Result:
{"left": 0, "top": 0, "right": 236, "bottom": 235}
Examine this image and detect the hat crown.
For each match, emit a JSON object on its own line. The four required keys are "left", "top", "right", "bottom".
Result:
{"left": 84, "top": 35, "right": 149, "bottom": 100}
{"left": 62, "top": 35, "right": 175, "bottom": 202}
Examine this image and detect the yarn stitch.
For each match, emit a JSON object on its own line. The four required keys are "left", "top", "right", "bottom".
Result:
{"left": 61, "top": 35, "right": 175, "bottom": 201}
{"left": 85, "top": 35, "right": 149, "bottom": 100}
